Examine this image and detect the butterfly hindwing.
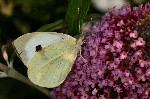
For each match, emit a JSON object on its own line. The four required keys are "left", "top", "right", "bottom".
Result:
{"left": 27, "top": 39, "right": 77, "bottom": 88}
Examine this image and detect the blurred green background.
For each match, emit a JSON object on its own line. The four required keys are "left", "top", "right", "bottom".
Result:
{"left": 0, "top": 0, "right": 148, "bottom": 99}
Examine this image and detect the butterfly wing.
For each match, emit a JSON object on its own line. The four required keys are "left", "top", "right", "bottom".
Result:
{"left": 27, "top": 40, "right": 77, "bottom": 88}
{"left": 12, "top": 32, "right": 76, "bottom": 66}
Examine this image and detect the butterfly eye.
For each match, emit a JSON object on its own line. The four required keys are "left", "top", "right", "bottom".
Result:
{"left": 36, "top": 45, "right": 42, "bottom": 52}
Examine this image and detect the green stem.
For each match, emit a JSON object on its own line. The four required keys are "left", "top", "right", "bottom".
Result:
{"left": 0, "top": 63, "right": 51, "bottom": 98}
{"left": 36, "top": 19, "right": 65, "bottom": 32}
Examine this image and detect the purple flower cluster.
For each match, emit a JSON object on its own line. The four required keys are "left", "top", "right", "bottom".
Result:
{"left": 51, "top": 3, "right": 150, "bottom": 99}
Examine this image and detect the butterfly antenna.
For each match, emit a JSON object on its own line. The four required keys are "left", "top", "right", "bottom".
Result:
{"left": 79, "top": 50, "right": 86, "bottom": 61}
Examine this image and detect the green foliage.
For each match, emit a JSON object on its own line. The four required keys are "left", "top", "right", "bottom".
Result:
{"left": 36, "top": 19, "right": 64, "bottom": 32}
{"left": 66, "top": 0, "right": 91, "bottom": 36}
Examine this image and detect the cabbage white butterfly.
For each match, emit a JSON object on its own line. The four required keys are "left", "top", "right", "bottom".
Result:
{"left": 13, "top": 32, "right": 82, "bottom": 88}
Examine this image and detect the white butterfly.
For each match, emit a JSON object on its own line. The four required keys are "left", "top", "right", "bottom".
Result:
{"left": 13, "top": 32, "right": 83, "bottom": 88}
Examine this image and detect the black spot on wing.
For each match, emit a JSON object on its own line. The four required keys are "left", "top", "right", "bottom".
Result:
{"left": 36, "top": 45, "right": 42, "bottom": 52}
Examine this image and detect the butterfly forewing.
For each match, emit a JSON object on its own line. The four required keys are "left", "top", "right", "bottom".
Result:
{"left": 13, "top": 32, "right": 76, "bottom": 66}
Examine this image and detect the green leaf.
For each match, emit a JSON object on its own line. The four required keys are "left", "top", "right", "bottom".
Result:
{"left": 36, "top": 19, "right": 64, "bottom": 32}
{"left": 66, "top": 0, "right": 91, "bottom": 36}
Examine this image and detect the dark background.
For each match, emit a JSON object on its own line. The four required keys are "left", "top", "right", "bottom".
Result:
{"left": 0, "top": 0, "right": 68, "bottom": 99}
